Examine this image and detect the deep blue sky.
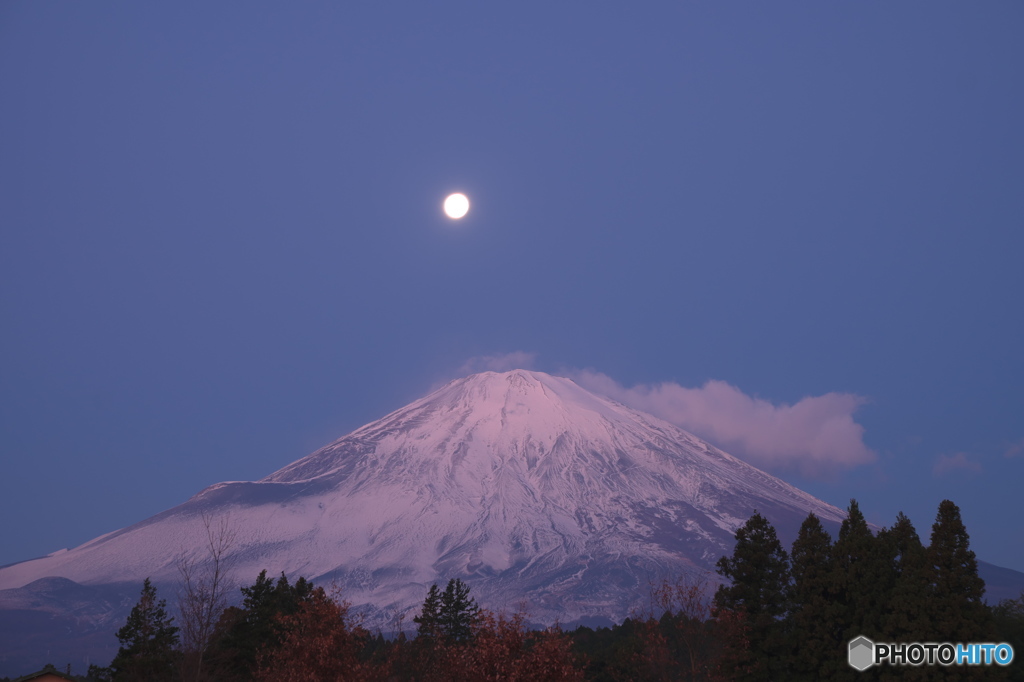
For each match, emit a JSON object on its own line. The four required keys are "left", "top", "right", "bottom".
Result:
{"left": 2, "top": 3, "right": 1022, "bottom": 573}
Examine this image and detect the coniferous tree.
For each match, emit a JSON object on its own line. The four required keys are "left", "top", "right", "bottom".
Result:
{"left": 406, "top": 579, "right": 482, "bottom": 675}
{"left": 86, "top": 663, "right": 114, "bottom": 681}
{"left": 787, "top": 513, "right": 834, "bottom": 681}
{"left": 109, "top": 578, "right": 181, "bottom": 682}
{"left": 824, "top": 499, "right": 895, "bottom": 681}
{"left": 874, "top": 512, "right": 935, "bottom": 682}
{"left": 991, "top": 592, "right": 1024, "bottom": 682}
{"left": 414, "top": 583, "right": 443, "bottom": 639}
{"left": 206, "top": 570, "right": 315, "bottom": 680}
{"left": 879, "top": 512, "right": 930, "bottom": 641}
{"left": 925, "top": 500, "right": 1004, "bottom": 681}
{"left": 927, "top": 500, "right": 992, "bottom": 642}
{"left": 439, "top": 578, "right": 481, "bottom": 643}
{"left": 714, "top": 511, "right": 791, "bottom": 681}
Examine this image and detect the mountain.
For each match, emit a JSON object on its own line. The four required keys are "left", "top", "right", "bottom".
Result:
{"left": 0, "top": 371, "right": 845, "bottom": 603}
{"left": 1, "top": 370, "right": 1019, "bottom": 674}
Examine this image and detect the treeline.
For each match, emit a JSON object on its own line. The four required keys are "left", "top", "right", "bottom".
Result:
{"left": 574, "top": 499, "right": 1024, "bottom": 681}
{"left": 78, "top": 573, "right": 582, "bottom": 682}
{"left": 27, "top": 499, "right": 1024, "bottom": 681}
{"left": 709, "top": 499, "right": 1022, "bottom": 681}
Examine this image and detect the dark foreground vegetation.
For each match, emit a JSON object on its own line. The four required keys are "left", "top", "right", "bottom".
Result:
{"left": 9, "top": 499, "right": 1023, "bottom": 681}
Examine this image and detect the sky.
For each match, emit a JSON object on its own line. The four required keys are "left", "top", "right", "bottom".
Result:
{"left": 2, "top": 2, "right": 1022, "bottom": 574}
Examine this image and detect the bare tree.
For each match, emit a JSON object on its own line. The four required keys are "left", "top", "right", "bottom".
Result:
{"left": 387, "top": 605, "right": 408, "bottom": 642}
{"left": 632, "top": 571, "right": 715, "bottom": 681}
{"left": 177, "top": 511, "right": 237, "bottom": 682}
{"left": 651, "top": 571, "right": 714, "bottom": 679}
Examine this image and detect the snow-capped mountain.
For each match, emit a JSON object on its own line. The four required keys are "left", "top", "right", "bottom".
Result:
{"left": 0, "top": 371, "right": 845, "bottom": 615}
{"left": 1, "top": 369, "right": 852, "bottom": 670}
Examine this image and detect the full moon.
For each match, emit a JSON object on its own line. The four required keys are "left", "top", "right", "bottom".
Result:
{"left": 443, "top": 193, "right": 470, "bottom": 219}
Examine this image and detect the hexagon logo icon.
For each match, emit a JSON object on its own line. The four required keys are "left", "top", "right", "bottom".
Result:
{"left": 848, "top": 636, "right": 874, "bottom": 671}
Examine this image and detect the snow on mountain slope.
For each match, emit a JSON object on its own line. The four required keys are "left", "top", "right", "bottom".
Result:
{"left": 0, "top": 370, "right": 846, "bottom": 625}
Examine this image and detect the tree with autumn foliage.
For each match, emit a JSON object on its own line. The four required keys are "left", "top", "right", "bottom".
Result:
{"left": 254, "top": 586, "right": 386, "bottom": 682}
{"left": 420, "top": 609, "right": 583, "bottom": 682}
{"left": 628, "top": 573, "right": 718, "bottom": 681}
{"left": 204, "top": 570, "right": 316, "bottom": 680}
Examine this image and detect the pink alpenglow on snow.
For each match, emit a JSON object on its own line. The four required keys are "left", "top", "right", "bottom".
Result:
{"left": 0, "top": 370, "right": 847, "bottom": 631}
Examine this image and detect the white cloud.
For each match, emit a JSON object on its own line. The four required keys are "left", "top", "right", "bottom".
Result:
{"left": 457, "top": 351, "right": 538, "bottom": 376}
{"left": 933, "top": 452, "right": 983, "bottom": 477}
{"left": 570, "top": 369, "right": 875, "bottom": 478}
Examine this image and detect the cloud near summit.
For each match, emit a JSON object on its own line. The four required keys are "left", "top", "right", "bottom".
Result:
{"left": 457, "top": 351, "right": 539, "bottom": 375}
{"left": 570, "top": 370, "right": 876, "bottom": 478}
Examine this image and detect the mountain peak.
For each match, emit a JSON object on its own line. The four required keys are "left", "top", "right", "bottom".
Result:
{"left": 262, "top": 368, "right": 654, "bottom": 486}
{"left": 430, "top": 369, "right": 612, "bottom": 415}
{"left": 0, "top": 368, "right": 847, "bottom": 631}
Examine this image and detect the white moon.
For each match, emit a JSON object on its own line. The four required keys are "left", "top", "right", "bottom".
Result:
{"left": 443, "top": 193, "right": 470, "bottom": 219}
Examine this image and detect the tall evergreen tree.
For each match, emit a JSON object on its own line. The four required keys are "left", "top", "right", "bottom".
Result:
{"left": 109, "top": 578, "right": 181, "bottom": 682}
{"left": 927, "top": 500, "right": 992, "bottom": 643}
{"left": 714, "top": 511, "right": 791, "bottom": 681}
{"left": 439, "top": 578, "right": 481, "bottom": 643}
{"left": 820, "top": 500, "right": 895, "bottom": 681}
{"left": 406, "top": 579, "right": 482, "bottom": 676}
{"left": 787, "top": 513, "right": 834, "bottom": 681}
{"left": 873, "top": 512, "right": 935, "bottom": 682}
{"left": 414, "top": 583, "right": 443, "bottom": 639}
{"left": 206, "top": 570, "right": 315, "bottom": 680}
{"left": 878, "top": 512, "right": 930, "bottom": 642}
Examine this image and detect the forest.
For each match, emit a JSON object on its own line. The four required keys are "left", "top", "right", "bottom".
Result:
{"left": 9, "top": 499, "right": 1023, "bottom": 681}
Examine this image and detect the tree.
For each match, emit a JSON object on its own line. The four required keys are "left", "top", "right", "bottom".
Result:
{"left": 86, "top": 663, "right": 114, "bottom": 681}
{"left": 713, "top": 511, "right": 791, "bottom": 681}
{"left": 254, "top": 586, "right": 383, "bottom": 682}
{"left": 568, "top": 618, "right": 648, "bottom": 682}
{"left": 177, "top": 511, "right": 236, "bottom": 681}
{"left": 634, "top": 573, "right": 716, "bottom": 681}
{"left": 438, "top": 578, "right": 481, "bottom": 643}
{"left": 927, "top": 500, "right": 992, "bottom": 642}
{"left": 109, "top": 578, "right": 181, "bottom": 681}
{"left": 879, "top": 512, "right": 931, "bottom": 641}
{"left": 873, "top": 512, "right": 940, "bottom": 682}
{"left": 822, "top": 499, "right": 895, "bottom": 681}
{"left": 991, "top": 592, "right": 1024, "bottom": 682}
{"left": 448, "top": 610, "right": 584, "bottom": 681}
{"left": 405, "top": 579, "right": 483, "bottom": 676}
{"left": 787, "top": 513, "right": 835, "bottom": 681}
{"left": 653, "top": 573, "right": 715, "bottom": 680}
{"left": 205, "top": 570, "right": 315, "bottom": 680}
{"left": 413, "top": 583, "right": 443, "bottom": 639}
{"left": 924, "top": 500, "right": 1002, "bottom": 682}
